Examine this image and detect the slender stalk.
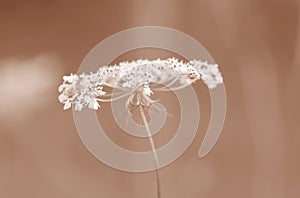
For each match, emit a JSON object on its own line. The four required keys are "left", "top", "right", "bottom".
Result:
{"left": 154, "top": 78, "right": 197, "bottom": 92}
{"left": 96, "top": 92, "right": 131, "bottom": 102}
{"left": 139, "top": 106, "right": 161, "bottom": 198}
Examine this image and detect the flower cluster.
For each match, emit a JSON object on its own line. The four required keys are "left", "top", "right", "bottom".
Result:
{"left": 191, "top": 60, "right": 223, "bottom": 89}
{"left": 58, "top": 58, "right": 223, "bottom": 111}
{"left": 58, "top": 73, "right": 106, "bottom": 111}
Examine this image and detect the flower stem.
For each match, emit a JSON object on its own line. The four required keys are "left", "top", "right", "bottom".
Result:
{"left": 140, "top": 106, "right": 161, "bottom": 198}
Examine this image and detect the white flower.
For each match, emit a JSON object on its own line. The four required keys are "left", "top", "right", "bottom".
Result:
{"left": 207, "top": 82, "right": 217, "bottom": 89}
{"left": 74, "top": 102, "right": 83, "bottom": 111}
{"left": 215, "top": 75, "right": 223, "bottom": 83}
{"left": 58, "top": 84, "right": 65, "bottom": 92}
{"left": 58, "top": 58, "right": 224, "bottom": 111}
{"left": 63, "top": 73, "right": 78, "bottom": 83}
{"left": 210, "top": 65, "right": 220, "bottom": 75}
{"left": 58, "top": 93, "right": 68, "bottom": 103}
{"left": 88, "top": 100, "right": 100, "bottom": 110}
{"left": 143, "top": 85, "right": 153, "bottom": 96}
{"left": 63, "top": 101, "right": 71, "bottom": 110}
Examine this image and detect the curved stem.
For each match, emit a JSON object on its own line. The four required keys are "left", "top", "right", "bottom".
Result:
{"left": 155, "top": 78, "right": 197, "bottom": 92}
{"left": 140, "top": 106, "right": 161, "bottom": 198}
{"left": 96, "top": 92, "right": 131, "bottom": 102}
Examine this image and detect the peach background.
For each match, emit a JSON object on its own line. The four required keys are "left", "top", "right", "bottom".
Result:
{"left": 0, "top": 0, "right": 299, "bottom": 198}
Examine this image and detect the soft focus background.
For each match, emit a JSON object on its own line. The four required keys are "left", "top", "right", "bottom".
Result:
{"left": 0, "top": 0, "right": 299, "bottom": 198}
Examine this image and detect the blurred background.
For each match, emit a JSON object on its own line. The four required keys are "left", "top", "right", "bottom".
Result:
{"left": 0, "top": 0, "right": 299, "bottom": 198}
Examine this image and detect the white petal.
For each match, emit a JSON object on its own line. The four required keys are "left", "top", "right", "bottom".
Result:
{"left": 215, "top": 75, "right": 223, "bottom": 83}
{"left": 93, "top": 102, "right": 100, "bottom": 110}
{"left": 210, "top": 66, "right": 219, "bottom": 75}
{"left": 88, "top": 101, "right": 100, "bottom": 110}
{"left": 58, "top": 84, "right": 65, "bottom": 92}
{"left": 63, "top": 101, "right": 71, "bottom": 110}
{"left": 58, "top": 93, "right": 68, "bottom": 103}
{"left": 63, "top": 75, "right": 71, "bottom": 82}
{"left": 207, "top": 83, "right": 217, "bottom": 89}
{"left": 143, "top": 86, "right": 153, "bottom": 96}
{"left": 74, "top": 103, "right": 83, "bottom": 111}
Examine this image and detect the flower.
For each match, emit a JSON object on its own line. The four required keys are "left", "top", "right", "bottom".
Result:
{"left": 63, "top": 100, "right": 71, "bottom": 110}
{"left": 58, "top": 72, "right": 106, "bottom": 111}
{"left": 63, "top": 73, "right": 78, "bottom": 83}
{"left": 143, "top": 85, "right": 153, "bottom": 96}
{"left": 58, "top": 58, "right": 223, "bottom": 111}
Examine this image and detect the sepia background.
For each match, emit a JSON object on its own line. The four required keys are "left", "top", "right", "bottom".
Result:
{"left": 0, "top": 0, "right": 299, "bottom": 197}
